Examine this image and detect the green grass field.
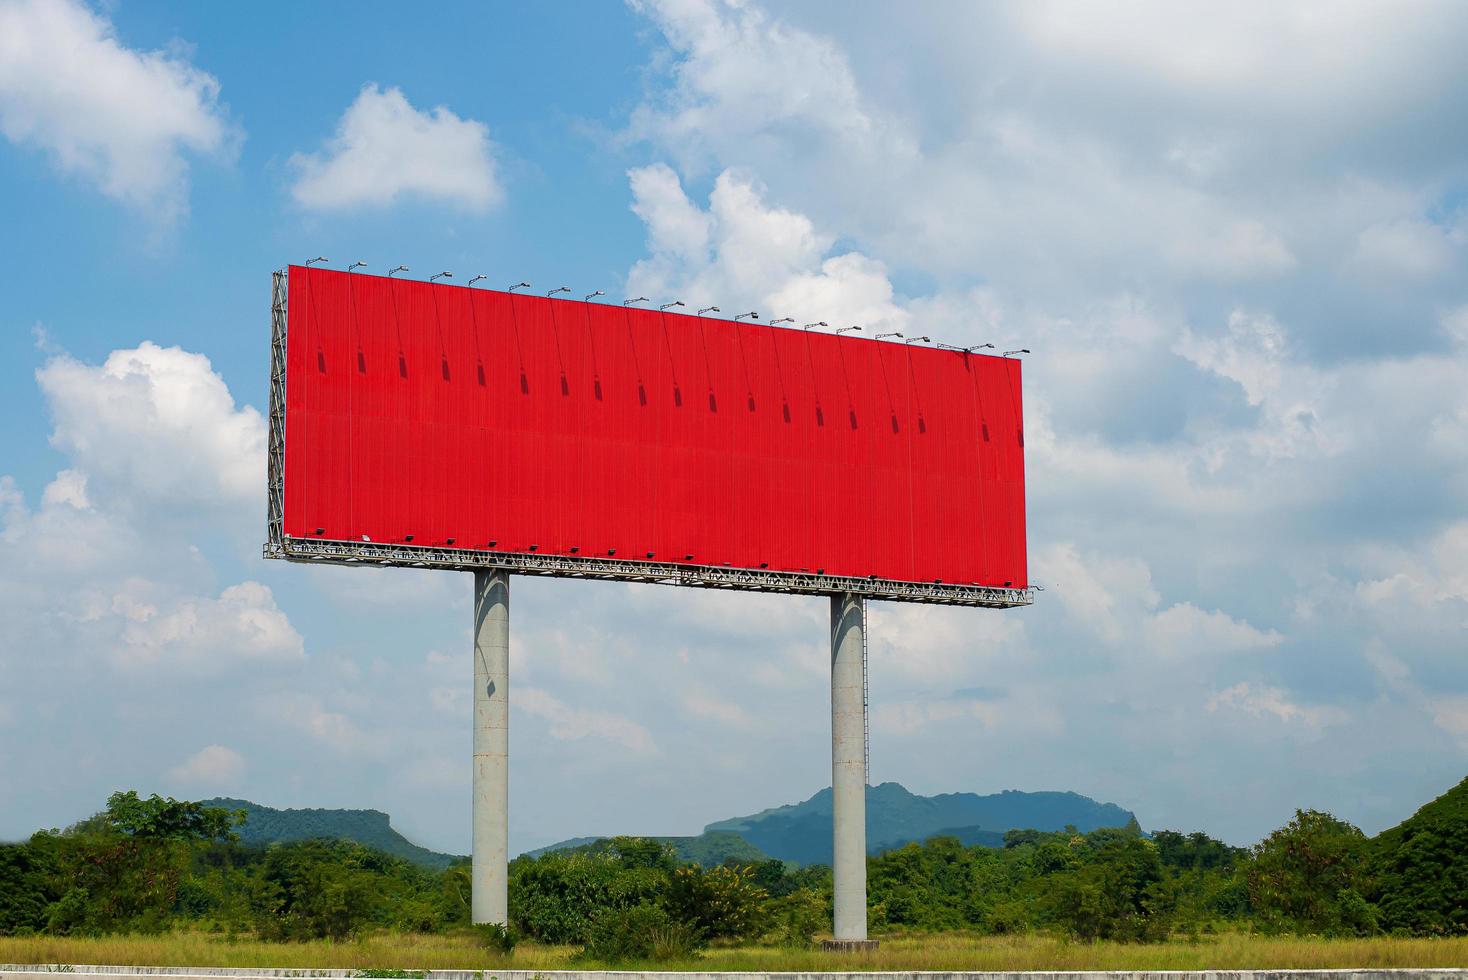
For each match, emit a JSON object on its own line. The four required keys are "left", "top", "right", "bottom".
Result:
{"left": 2, "top": 930, "right": 1466, "bottom": 972}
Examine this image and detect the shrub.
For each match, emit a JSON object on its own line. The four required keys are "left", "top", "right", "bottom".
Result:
{"left": 509, "top": 851, "right": 667, "bottom": 943}
{"left": 473, "top": 921, "right": 518, "bottom": 953}
{"left": 764, "top": 887, "right": 826, "bottom": 947}
{"left": 666, "top": 863, "right": 769, "bottom": 940}
{"left": 582, "top": 902, "right": 702, "bottom": 962}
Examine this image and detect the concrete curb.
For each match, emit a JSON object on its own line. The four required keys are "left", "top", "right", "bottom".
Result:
{"left": 4, "top": 969, "right": 1468, "bottom": 980}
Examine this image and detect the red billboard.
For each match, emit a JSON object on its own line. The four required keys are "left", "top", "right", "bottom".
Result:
{"left": 274, "top": 265, "right": 1026, "bottom": 594}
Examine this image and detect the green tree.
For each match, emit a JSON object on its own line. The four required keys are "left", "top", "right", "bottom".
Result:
{"left": 1369, "top": 776, "right": 1468, "bottom": 935}
{"left": 665, "top": 863, "right": 769, "bottom": 940}
{"left": 1247, "top": 809, "right": 1376, "bottom": 935}
{"left": 1044, "top": 836, "right": 1172, "bottom": 941}
{"left": 102, "top": 792, "right": 243, "bottom": 842}
{"left": 250, "top": 840, "right": 391, "bottom": 940}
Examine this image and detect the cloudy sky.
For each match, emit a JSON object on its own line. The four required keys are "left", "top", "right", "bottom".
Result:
{"left": 2, "top": 0, "right": 1466, "bottom": 853}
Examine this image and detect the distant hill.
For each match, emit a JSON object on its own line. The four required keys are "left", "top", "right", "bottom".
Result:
{"left": 203, "top": 783, "right": 1137, "bottom": 871}
{"left": 871, "top": 823, "right": 1009, "bottom": 853}
{"left": 204, "top": 798, "right": 462, "bottom": 870}
{"left": 706, "top": 782, "right": 1139, "bottom": 865}
{"left": 1369, "top": 775, "right": 1468, "bottom": 934}
{"left": 523, "top": 830, "right": 771, "bottom": 867}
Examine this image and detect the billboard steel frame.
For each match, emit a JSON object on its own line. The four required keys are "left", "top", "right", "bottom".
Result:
{"left": 263, "top": 269, "right": 1033, "bottom": 609}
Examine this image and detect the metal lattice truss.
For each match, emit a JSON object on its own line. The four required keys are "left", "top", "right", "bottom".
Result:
{"left": 263, "top": 269, "right": 1034, "bottom": 610}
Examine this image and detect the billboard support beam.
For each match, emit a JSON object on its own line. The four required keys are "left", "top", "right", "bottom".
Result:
{"left": 827, "top": 592, "right": 876, "bottom": 949}
{"left": 472, "top": 569, "right": 510, "bottom": 925}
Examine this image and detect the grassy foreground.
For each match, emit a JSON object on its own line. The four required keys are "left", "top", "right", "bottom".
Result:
{"left": 2, "top": 931, "right": 1467, "bottom": 972}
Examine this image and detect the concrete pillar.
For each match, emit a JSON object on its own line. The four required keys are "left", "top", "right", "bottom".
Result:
{"left": 830, "top": 592, "right": 867, "bottom": 942}
{"left": 472, "top": 569, "right": 510, "bottom": 925}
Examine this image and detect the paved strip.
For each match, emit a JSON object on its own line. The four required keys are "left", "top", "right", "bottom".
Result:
{"left": 4, "top": 968, "right": 1468, "bottom": 980}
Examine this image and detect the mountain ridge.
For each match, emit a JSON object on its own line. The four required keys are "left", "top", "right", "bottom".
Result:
{"left": 202, "top": 797, "right": 463, "bottom": 870}
{"left": 533, "top": 783, "right": 1138, "bottom": 866}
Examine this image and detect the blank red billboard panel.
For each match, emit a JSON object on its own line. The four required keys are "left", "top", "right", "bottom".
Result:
{"left": 281, "top": 266, "right": 1026, "bottom": 589}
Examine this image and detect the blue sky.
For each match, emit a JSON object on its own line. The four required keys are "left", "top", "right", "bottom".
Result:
{"left": 2, "top": 0, "right": 1467, "bottom": 854}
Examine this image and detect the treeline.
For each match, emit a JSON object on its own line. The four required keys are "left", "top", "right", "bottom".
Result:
{"left": 1, "top": 785, "right": 1464, "bottom": 958}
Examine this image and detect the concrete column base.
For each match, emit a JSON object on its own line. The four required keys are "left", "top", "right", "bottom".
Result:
{"left": 820, "top": 938, "right": 881, "bottom": 952}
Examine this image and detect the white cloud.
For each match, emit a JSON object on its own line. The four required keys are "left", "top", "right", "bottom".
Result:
{"left": 1445, "top": 305, "right": 1468, "bottom": 349}
{"left": 518, "top": 686, "right": 658, "bottom": 755}
{"left": 1, "top": 340, "right": 302, "bottom": 680}
{"left": 873, "top": 697, "right": 997, "bottom": 737}
{"left": 291, "top": 84, "right": 501, "bottom": 212}
{"left": 1011, "top": 2, "right": 1454, "bottom": 105}
{"left": 628, "top": 0, "right": 1468, "bottom": 301}
{"left": 627, "top": 165, "right": 908, "bottom": 329}
{"left": 1351, "top": 219, "right": 1455, "bottom": 281}
{"left": 167, "top": 744, "right": 244, "bottom": 786}
{"left": 0, "top": 0, "right": 233, "bottom": 220}
{"left": 1167, "top": 219, "right": 1297, "bottom": 280}
{"left": 1357, "top": 522, "right": 1468, "bottom": 611}
{"left": 258, "top": 693, "right": 374, "bottom": 756}
{"left": 37, "top": 342, "right": 265, "bottom": 519}
{"left": 627, "top": 0, "right": 892, "bottom": 169}
{"left": 1429, "top": 694, "right": 1468, "bottom": 747}
{"left": 1176, "top": 310, "right": 1289, "bottom": 407}
{"left": 40, "top": 468, "right": 89, "bottom": 510}
{"left": 114, "top": 581, "right": 303, "bottom": 671}
{"left": 1039, "top": 543, "right": 1157, "bottom": 646}
{"left": 682, "top": 690, "right": 756, "bottom": 730}
{"left": 1144, "top": 603, "right": 1282, "bottom": 659}
{"left": 1207, "top": 683, "right": 1346, "bottom": 731}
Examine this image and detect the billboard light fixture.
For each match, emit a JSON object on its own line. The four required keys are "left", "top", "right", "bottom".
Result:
{"left": 771, "top": 317, "right": 794, "bottom": 325}
{"left": 585, "top": 290, "right": 605, "bottom": 302}
{"left": 905, "top": 335, "right": 931, "bottom": 344}
{"left": 698, "top": 306, "right": 719, "bottom": 315}
{"left": 734, "top": 312, "right": 758, "bottom": 321}
{"left": 623, "top": 296, "right": 649, "bottom": 306}
{"left": 430, "top": 271, "right": 453, "bottom": 282}
{"left": 404, "top": 534, "right": 414, "bottom": 542}
{"left": 1002, "top": 349, "right": 1030, "bottom": 357}
{"left": 570, "top": 546, "right": 580, "bottom": 554}
{"left": 468, "top": 275, "right": 487, "bottom": 287}
{"left": 548, "top": 286, "right": 571, "bottom": 297}
{"left": 803, "top": 321, "right": 828, "bottom": 331}
{"left": 315, "top": 527, "right": 324, "bottom": 535}
{"left": 684, "top": 554, "right": 694, "bottom": 561}
{"left": 875, "top": 331, "right": 903, "bottom": 340}
{"left": 446, "top": 537, "right": 456, "bottom": 545}
{"left": 836, "top": 325, "right": 861, "bottom": 335}
{"left": 388, "top": 265, "right": 409, "bottom": 277}
{"left": 508, "top": 281, "right": 530, "bottom": 292}
{"left": 971, "top": 343, "right": 996, "bottom": 351}
{"left": 607, "top": 548, "right": 616, "bottom": 556}
{"left": 646, "top": 551, "right": 655, "bottom": 558}
{"left": 361, "top": 535, "right": 371, "bottom": 542}
{"left": 660, "top": 300, "right": 685, "bottom": 311}
{"left": 348, "top": 261, "right": 367, "bottom": 273}
{"left": 305, "top": 256, "right": 328, "bottom": 267}
{"left": 487, "top": 540, "right": 497, "bottom": 548}
{"left": 529, "top": 544, "right": 538, "bottom": 552}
